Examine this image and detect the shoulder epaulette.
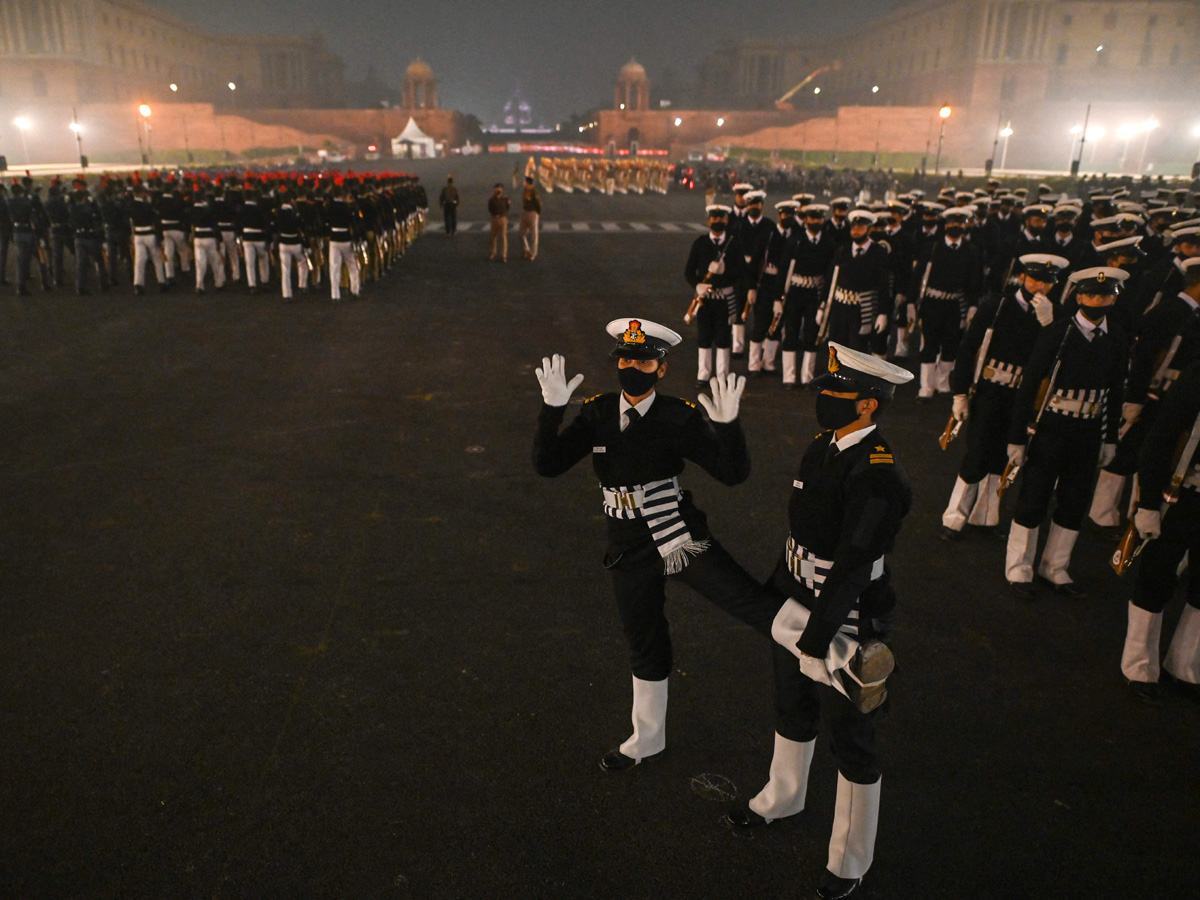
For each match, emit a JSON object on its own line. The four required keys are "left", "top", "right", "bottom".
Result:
{"left": 583, "top": 394, "right": 603, "bottom": 404}
{"left": 868, "top": 441, "right": 895, "bottom": 465}
{"left": 684, "top": 400, "right": 696, "bottom": 409}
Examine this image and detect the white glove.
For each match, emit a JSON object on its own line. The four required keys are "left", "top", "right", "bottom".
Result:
{"left": 695, "top": 282, "right": 712, "bottom": 298}
{"left": 1031, "top": 292, "right": 1054, "bottom": 327}
{"left": 747, "top": 289, "right": 757, "bottom": 304}
{"left": 697, "top": 372, "right": 746, "bottom": 423}
{"left": 799, "top": 652, "right": 832, "bottom": 686}
{"left": 952, "top": 394, "right": 969, "bottom": 422}
{"left": 707, "top": 259, "right": 725, "bottom": 276}
{"left": 1097, "top": 442, "right": 1117, "bottom": 468}
{"left": 1007, "top": 443, "right": 1026, "bottom": 467}
{"left": 874, "top": 313, "right": 889, "bottom": 334}
{"left": 966, "top": 305, "right": 978, "bottom": 326}
{"left": 535, "top": 354, "right": 584, "bottom": 407}
{"left": 815, "top": 305, "right": 825, "bottom": 326}
{"left": 773, "top": 300, "right": 784, "bottom": 316}
{"left": 1134, "top": 508, "right": 1162, "bottom": 541}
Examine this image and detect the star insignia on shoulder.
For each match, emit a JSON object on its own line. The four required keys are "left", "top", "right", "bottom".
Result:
{"left": 875, "top": 445, "right": 887, "bottom": 452}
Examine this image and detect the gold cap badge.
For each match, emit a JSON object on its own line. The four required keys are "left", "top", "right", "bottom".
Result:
{"left": 828, "top": 345, "right": 840, "bottom": 373}
{"left": 622, "top": 320, "right": 646, "bottom": 344}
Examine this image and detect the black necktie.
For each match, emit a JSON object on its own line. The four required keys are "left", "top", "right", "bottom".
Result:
{"left": 625, "top": 407, "right": 641, "bottom": 430}
{"left": 824, "top": 440, "right": 841, "bottom": 464}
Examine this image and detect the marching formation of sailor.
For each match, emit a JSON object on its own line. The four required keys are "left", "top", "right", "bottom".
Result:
{"left": 2, "top": 170, "right": 428, "bottom": 302}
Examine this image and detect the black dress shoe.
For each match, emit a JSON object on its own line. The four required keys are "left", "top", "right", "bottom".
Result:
{"left": 939, "top": 526, "right": 962, "bottom": 542}
{"left": 724, "top": 805, "right": 772, "bottom": 828}
{"left": 1163, "top": 672, "right": 1200, "bottom": 704}
{"left": 817, "top": 869, "right": 862, "bottom": 899}
{"left": 783, "top": 382, "right": 799, "bottom": 390}
{"left": 1039, "top": 577, "right": 1087, "bottom": 599}
{"left": 1008, "top": 580, "right": 1035, "bottom": 599}
{"left": 599, "top": 747, "right": 664, "bottom": 773}
{"left": 1126, "top": 680, "right": 1162, "bottom": 706}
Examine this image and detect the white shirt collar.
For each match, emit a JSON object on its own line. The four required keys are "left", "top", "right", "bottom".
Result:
{"left": 833, "top": 423, "right": 877, "bottom": 452}
{"left": 945, "top": 237, "right": 962, "bottom": 248}
{"left": 853, "top": 239, "right": 873, "bottom": 253}
{"left": 1014, "top": 287, "right": 1032, "bottom": 311}
{"left": 710, "top": 231, "right": 726, "bottom": 244}
{"left": 1074, "top": 310, "right": 1109, "bottom": 337}
{"left": 619, "top": 391, "right": 656, "bottom": 430}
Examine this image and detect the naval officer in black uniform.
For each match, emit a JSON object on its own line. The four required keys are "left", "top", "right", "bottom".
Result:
{"left": 532, "top": 319, "right": 779, "bottom": 772}
{"left": 725, "top": 343, "right": 913, "bottom": 900}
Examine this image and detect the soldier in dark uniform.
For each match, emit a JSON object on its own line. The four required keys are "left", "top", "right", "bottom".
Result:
{"left": 1089, "top": 256, "right": 1200, "bottom": 531}
{"left": 735, "top": 190, "right": 774, "bottom": 358}
{"left": 1121, "top": 356, "right": 1200, "bottom": 704}
{"left": 821, "top": 210, "right": 891, "bottom": 356}
{"left": 825, "top": 197, "right": 852, "bottom": 246}
{"left": 1047, "top": 204, "right": 1087, "bottom": 271}
{"left": 880, "top": 202, "right": 916, "bottom": 356}
{"left": 44, "top": 183, "right": 73, "bottom": 288}
{"left": 212, "top": 184, "right": 241, "bottom": 284}
{"left": 532, "top": 320, "right": 778, "bottom": 772}
{"left": 0, "top": 183, "right": 12, "bottom": 285}
{"left": 236, "top": 189, "right": 272, "bottom": 295}
{"left": 940, "top": 254, "right": 1065, "bottom": 539}
{"left": 1142, "top": 206, "right": 1178, "bottom": 267}
{"left": 129, "top": 184, "right": 167, "bottom": 295}
{"left": 190, "top": 192, "right": 225, "bottom": 294}
{"left": 156, "top": 184, "right": 191, "bottom": 286}
{"left": 907, "top": 208, "right": 984, "bottom": 399}
{"left": 781, "top": 203, "right": 836, "bottom": 387}
{"left": 989, "top": 204, "right": 1052, "bottom": 294}
{"left": 6, "top": 183, "right": 37, "bottom": 296}
{"left": 1076, "top": 214, "right": 1124, "bottom": 271}
{"left": 1135, "top": 227, "right": 1200, "bottom": 319}
{"left": 68, "top": 187, "right": 107, "bottom": 295}
{"left": 99, "top": 182, "right": 131, "bottom": 286}
{"left": 684, "top": 205, "right": 750, "bottom": 384}
{"left": 747, "top": 200, "right": 797, "bottom": 378}
{"left": 274, "top": 197, "right": 309, "bottom": 301}
{"left": 724, "top": 342, "right": 912, "bottom": 900}
{"left": 1004, "top": 267, "right": 1130, "bottom": 597}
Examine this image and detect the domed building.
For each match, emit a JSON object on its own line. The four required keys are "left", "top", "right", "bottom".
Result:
{"left": 402, "top": 59, "right": 438, "bottom": 109}
{"left": 614, "top": 59, "right": 650, "bottom": 111}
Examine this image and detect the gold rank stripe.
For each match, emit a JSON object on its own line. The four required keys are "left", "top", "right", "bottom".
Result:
{"left": 869, "top": 454, "right": 895, "bottom": 464}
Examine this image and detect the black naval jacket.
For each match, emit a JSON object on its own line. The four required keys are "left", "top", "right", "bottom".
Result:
{"left": 532, "top": 392, "right": 749, "bottom": 557}
{"left": 1138, "top": 361, "right": 1200, "bottom": 507}
{"left": 684, "top": 232, "right": 751, "bottom": 294}
{"left": 1125, "top": 294, "right": 1200, "bottom": 405}
{"left": 1008, "top": 314, "right": 1128, "bottom": 446}
{"left": 950, "top": 285, "right": 1047, "bottom": 396}
{"left": 772, "top": 428, "right": 911, "bottom": 658}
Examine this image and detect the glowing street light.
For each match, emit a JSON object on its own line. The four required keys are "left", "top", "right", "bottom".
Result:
{"left": 13, "top": 116, "right": 31, "bottom": 164}
{"left": 169, "top": 83, "right": 178, "bottom": 92}
{"left": 999, "top": 123, "right": 1014, "bottom": 170}
{"left": 717, "top": 117, "right": 725, "bottom": 127}
{"left": 1096, "top": 45, "right": 1104, "bottom": 52}
{"left": 1117, "top": 123, "right": 1139, "bottom": 171}
{"left": 228, "top": 82, "right": 236, "bottom": 91}
{"left": 871, "top": 85, "right": 879, "bottom": 93}
{"left": 674, "top": 117, "right": 682, "bottom": 127}
{"left": 934, "top": 104, "right": 951, "bottom": 173}
{"left": 69, "top": 114, "right": 87, "bottom": 168}
{"left": 139, "top": 104, "right": 151, "bottom": 118}
{"left": 1068, "top": 124, "right": 1083, "bottom": 170}
{"left": 813, "top": 87, "right": 821, "bottom": 95}
{"left": 1136, "top": 117, "right": 1160, "bottom": 173}
{"left": 137, "top": 104, "right": 152, "bottom": 164}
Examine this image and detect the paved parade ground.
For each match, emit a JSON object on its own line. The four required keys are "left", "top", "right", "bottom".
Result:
{"left": 2, "top": 159, "right": 1198, "bottom": 900}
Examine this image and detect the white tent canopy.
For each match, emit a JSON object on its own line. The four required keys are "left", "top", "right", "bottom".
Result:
{"left": 391, "top": 117, "right": 437, "bottom": 158}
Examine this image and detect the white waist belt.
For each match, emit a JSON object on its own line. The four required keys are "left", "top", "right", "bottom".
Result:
{"left": 601, "top": 477, "right": 682, "bottom": 519}
{"left": 1048, "top": 395, "right": 1103, "bottom": 418}
{"left": 925, "top": 287, "right": 964, "bottom": 301}
{"left": 982, "top": 359, "right": 1022, "bottom": 387}
{"left": 785, "top": 536, "right": 884, "bottom": 601}
{"left": 834, "top": 287, "right": 876, "bottom": 305}
{"left": 790, "top": 274, "right": 824, "bottom": 289}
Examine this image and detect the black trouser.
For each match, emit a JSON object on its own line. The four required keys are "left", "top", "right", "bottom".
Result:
{"left": 918, "top": 295, "right": 962, "bottom": 363}
{"left": 607, "top": 540, "right": 781, "bottom": 681}
{"left": 748, "top": 276, "right": 785, "bottom": 344}
{"left": 1013, "top": 415, "right": 1102, "bottom": 531}
{"left": 74, "top": 236, "right": 107, "bottom": 293}
{"left": 958, "top": 382, "right": 1017, "bottom": 483}
{"left": 1134, "top": 491, "right": 1200, "bottom": 614}
{"left": 105, "top": 229, "right": 131, "bottom": 284}
{"left": 825, "top": 300, "right": 868, "bottom": 353}
{"left": 442, "top": 203, "right": 457, "bottom": 235}
{"left": 0, "top": 230, "right": 10, "bottom": 282}
{"left": 695, "top": 290, "right": 734, "bottom": 349}
{"left": 13, "top": 232, "right": 34, "bottom": 290}
{"left": 51, "top": 226, "right": 71, "bottom": 286}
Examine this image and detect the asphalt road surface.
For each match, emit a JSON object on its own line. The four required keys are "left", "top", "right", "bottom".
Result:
{"left": 2, "top": 157, "right": 1197, "bottom": 900}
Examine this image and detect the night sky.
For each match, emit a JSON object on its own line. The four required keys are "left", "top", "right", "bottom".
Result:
{"left": 150, "top": 0, "right": 908, "bottom": 123}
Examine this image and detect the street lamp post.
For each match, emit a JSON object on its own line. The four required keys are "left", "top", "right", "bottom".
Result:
{"left": 139, "top": 104, "right": 152, "bottom": 164}
{"left": 13, "top": 117, "right": 31, "bottom": 164}
{"left": 934, "top": 104, "right": 951, "bottom": 175}
{"left": 70, "top": 116, "right": 86, "bottom": 168}
{"left": 1068, "top": 125, "right": 1083, "bottom": 172}
{"left": 999, "top": 122, "right": 1013, "bottom": 171}
{"left": 1071, "top": 103, "right": 1091, "bottom": 177}
{"left": 987, "top": 111, "right": 1003, "bottom": 174}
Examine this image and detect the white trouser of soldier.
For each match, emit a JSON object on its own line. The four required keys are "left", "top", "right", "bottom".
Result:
{"left": 193, "top": 238, "right": 225, "bottom": 290}
{"left": 520, "top": 211, "right": 539, "bottom": 259}
{"left": 133, "top": 234, "right": 165, "bottom": 287}
{"left": 242, "top": 241, "right": 269, "bottom": 288}
{"left": 162, "top": 229, "right": 191, "bottom": 278}
{"left": 220, "top": 230, "right": 240, "bottom": 280}
{"left": 279, "top": 243, "right": 308, "bottom": 299}
{"left": 328, "top": 240, "right": 360, "bottom": 300}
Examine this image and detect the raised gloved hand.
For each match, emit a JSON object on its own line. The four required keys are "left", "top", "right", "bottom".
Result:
{"left": 1007, "top": 443, "right": 1026, "bottom": 467}
{"left": 952, "top": 394, "right": 969, "bottom": 422}
{"left": 707, "top": 259, "right": 725, "bottom": 276}
{"left": 747, "top": 289, "right": 758, "bottom": 304}
{"left": 535, "top": 354, "right": 584, "bottom": 407}
{"left": 874, "top": 313, "right": 889, "bottom": 334}
{"left": 698, "top": 372, "right": 746, "bottom": 424}
{"left": 1031, "top": 292, "right": 1054, "bottom": 327}
{"left": 1097, "top": 442, "right": 1117, "bottom": 468}
{"left": 1134, "top": 507, "right": 1162, "bottom": 541}
{"left": 773, "top": 300, "right": 784, "bottom": 316}
{"left": 695, "top": 282, "right": 712, "bottom": 298}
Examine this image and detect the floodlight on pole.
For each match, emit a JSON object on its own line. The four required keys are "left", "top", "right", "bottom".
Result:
{"left": 13, "top": 116, "right": 31, "bottom": 164}
{"left": 717, "top": 117, "right": 724, "bottom": 127}
{"left": 999, "top": 123, "right": 1013, "bottom": 171}
{"left": 934, "top": 104, "right": 951, "bottom": 173}
{"left": 169, "top": 83, "right": 178, "bottom": 92}
{"left": 70, "top": 111, "right": 87, "bottom": 168}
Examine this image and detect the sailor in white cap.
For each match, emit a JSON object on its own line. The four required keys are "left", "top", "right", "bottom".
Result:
{"left": 1088, "top": 256, "right": 1200, "bottom": 534}
{"left": 684, "top": 205, "right": 751, "bottom": 383}
{"left": 826, "top": 197, "right": 853, "bottom": 246}
{"left": 907, "top": 207, "right": 985, "bottom": 399}
{"left": 1004, "top": 267, "right": 1131, "bottom": 598}
{"left": 732, "top": 189, "right": 773, "bottom": 357}
{"left": 725, "top": 342, "right": 913, "bottom": 900}
{"left": 1134, "top": 226, "right": 1200, "bottom": 322}
{"left": 820, "top": 210, "right": 891, "bottom": 356}
{"left": 780, "top": 203, "right": 837, "bottom": 386}
{"left": 940, "top": 254, "right": 1067, "bottom": 540}
{"left": 746, "top": 201, "right": 798, "bottom": 377}
{"left": 532, "top": 319, "right": 780, "bottom": 772}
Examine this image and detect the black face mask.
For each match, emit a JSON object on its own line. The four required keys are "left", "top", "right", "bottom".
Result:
{"left": 945, "top": 225, "right": 965, "bottom": 239}
{"left": 815, "top": 394, "right": 861, "bottom": 430}
{"left": 709, "top": 221, "right": 727, "bottom": 234}
{"left": 618, "top": 365, "right": 660, "bottom": 396}
{"left": 1079, "top": 304, "right": 1111, "bottom": 323}
{"left": 852, "top": 233, "right": 870, "bottom": 245}
{"left": 1056, "top": 222, "right": 1074, "bottom": 234}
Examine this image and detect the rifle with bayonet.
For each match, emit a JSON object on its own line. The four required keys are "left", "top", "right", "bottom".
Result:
{"left": 815, "top": 263, "right": 841, "bottom": 345}
{"left": 940, "top": 292, "right": 1006, "bottom": 450}
{"left": 998, "top": 324, "right": 1073, "bottom": 499}
{"left": 684, "top": 245, "right": 728, "bottom": 325}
